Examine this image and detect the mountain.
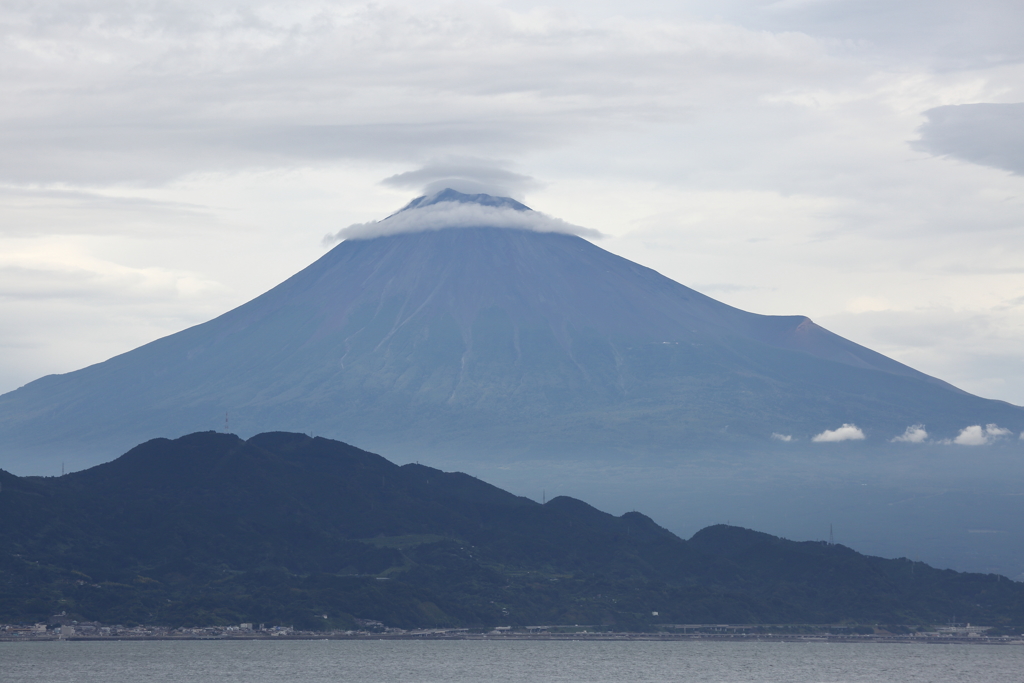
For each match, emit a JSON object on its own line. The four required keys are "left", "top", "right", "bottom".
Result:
{"left": 2, "top": 431, "right": 1021, "bottom": 630}
{"left": 1, "top": 188, "right": 1021, "bottom": 474}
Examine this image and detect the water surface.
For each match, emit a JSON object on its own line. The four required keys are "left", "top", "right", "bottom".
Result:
{"left": 3, "top": 639, "right": 1021, "bottom": 682}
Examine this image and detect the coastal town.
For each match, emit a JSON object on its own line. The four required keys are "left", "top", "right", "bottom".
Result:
{"left": 3, "top": 620, "right": 1023, "bottom": 644}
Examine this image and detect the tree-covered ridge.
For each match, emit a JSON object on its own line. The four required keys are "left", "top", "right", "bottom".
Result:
{"left": 1, "top": 432, "right": 1021, "bottom": 631}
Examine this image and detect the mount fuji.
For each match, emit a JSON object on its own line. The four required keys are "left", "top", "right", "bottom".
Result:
{"left": 1, "top": 188, "right": 1021, "bottom": 474}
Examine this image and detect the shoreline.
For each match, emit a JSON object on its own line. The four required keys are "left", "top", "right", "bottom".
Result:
{"left": 4, "top": 632, "right": 1023, "bottom": 645}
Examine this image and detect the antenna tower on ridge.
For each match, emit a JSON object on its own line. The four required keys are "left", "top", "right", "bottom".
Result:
{"left": 829, "top": 523, "right": 834, "bottom": 546}
{"left": 224, "top": 412, "right": 229, "bottom": 434}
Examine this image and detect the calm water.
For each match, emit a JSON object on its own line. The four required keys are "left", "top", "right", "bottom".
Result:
{"left": 2, "top": 639, "right": 1022, "bottom": 682}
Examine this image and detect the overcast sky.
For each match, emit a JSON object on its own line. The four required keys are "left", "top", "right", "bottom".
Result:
{"left": 2, "top": 0, "right": 1024, "bottom": 405}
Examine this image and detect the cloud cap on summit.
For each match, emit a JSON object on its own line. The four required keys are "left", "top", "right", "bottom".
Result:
{"left": 324, "top": 188, "right": 601, "bottom": 243}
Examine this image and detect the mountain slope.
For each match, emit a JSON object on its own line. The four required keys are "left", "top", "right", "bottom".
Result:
{"left": 1, "top": 431, "right": 1022, "bottom": 630}
{"left": 1, "top": 190, "right": 1022, "bottom": 473}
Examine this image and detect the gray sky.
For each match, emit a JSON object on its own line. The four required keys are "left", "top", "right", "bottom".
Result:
{"left": 2, "top": 0, "right": 1024, "bottom": 405}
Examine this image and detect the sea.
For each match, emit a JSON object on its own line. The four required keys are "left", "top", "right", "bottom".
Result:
{"left": 3, "top": 639, "right": 1023, "bottom": 683}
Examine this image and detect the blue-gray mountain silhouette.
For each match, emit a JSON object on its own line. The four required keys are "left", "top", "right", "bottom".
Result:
{"left": 1, "top": 189, "right": 1021, "bottom": 472}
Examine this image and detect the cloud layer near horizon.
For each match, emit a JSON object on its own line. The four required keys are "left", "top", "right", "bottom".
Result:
{"left": 950, "top": 424, "right": 1014, "bottom": 446}
{"left": 893, "top": 424, "right": 929, "bottom": 443}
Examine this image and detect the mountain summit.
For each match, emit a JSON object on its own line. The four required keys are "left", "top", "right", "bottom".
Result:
{"left": 0, "top": 190, "right": 1021, "bottom": 473}
{"left": 397, "top": 187, "right": 531, "bottom": 213}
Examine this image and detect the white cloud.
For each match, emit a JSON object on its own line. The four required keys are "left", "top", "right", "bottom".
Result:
{"left": 952, "top": 425, "right": 987, "bottom": 445}
{"left": 892, "top": 424, "right": 929, "bottom": 443}
{"left": 986, "top": 424, "right": 1014, "bottom": 438}
{"left": 950, "top": 423, "right": 1014, "bottom": 445}
{"left": 381, "top": 159, "right": 541, "bottom": 199}
{"left": 771, "top": 433, "right": 793, "bottom": 442}
{"left": 812, "top": 424, "right": 866, "bottom": 442}
{"left": 323, "top": 200, "right": 601, "bottom": 244}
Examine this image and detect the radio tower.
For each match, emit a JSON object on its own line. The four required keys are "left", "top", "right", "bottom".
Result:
{"left": 829, "top": 524, "right": 834, "bottom": 546}
{"left": 224, "top": 412, "right": 229, "bottom": 434}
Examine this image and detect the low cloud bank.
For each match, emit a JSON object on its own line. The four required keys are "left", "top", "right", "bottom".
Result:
{"left": 949, "top": 423, "right": 1014, "bottom": 446}
{"left": 892, "top": 424, "right": 928, "bottom": 443}
{"left": 324, "top": 201, "right": 600, "bottom": 244}
{"left": 812, "top": 424, "right": 865, "bottom": 442}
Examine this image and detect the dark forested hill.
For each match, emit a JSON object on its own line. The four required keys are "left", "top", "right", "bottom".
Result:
{"left": 1, "top": 431, "right": 1021, "bottom": 631}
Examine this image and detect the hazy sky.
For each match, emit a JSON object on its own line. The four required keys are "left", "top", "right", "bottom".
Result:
{"left": 2, "top": 0, "right": 1024, "bottom": 405}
